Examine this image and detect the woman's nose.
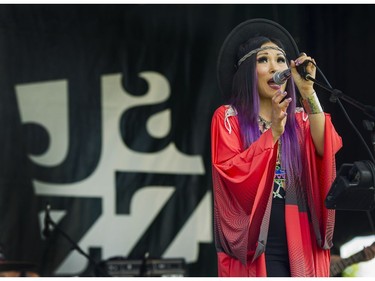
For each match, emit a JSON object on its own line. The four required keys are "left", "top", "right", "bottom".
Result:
{"left": 269, "top": 63, "right": 277, "bottom": 73}
{"left": 269, "top": 61, "right": 281, "bottom": 73}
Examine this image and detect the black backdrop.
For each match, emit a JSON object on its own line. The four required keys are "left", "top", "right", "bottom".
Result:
{"left": 1, "top": 3, "right": 375, "bottom": 277}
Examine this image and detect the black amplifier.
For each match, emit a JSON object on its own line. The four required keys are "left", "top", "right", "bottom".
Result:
{"left": 99, "top": 257, "right": 187, "bottom": 277}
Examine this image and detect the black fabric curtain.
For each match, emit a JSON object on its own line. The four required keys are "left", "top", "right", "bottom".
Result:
{"left": 0, "top": 4, "right": 375, "bottom": 277}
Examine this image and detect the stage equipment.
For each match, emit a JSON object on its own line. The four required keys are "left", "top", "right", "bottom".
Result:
{"left": 0, "top": 260, "right": 39, "bottom": 277}
{"left": 325, "top": 160, "right": 375, "bottom": 211}
{"left": 97, "top": 256, "right": 187, "bottom": 277}
{"left": 0, "top": 248, "right": 39, "bottom": 277}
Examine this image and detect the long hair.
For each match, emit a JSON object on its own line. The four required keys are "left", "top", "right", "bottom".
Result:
{"left": 229, "top": 36, "right": 302, "bottom": 187}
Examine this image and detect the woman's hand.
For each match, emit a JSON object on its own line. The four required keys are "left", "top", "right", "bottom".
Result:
{"left": 290, "top": 52, "right": 316, "bottom": 98}
{"left": 271, "top": 90, "right": 292, "bottom": 142}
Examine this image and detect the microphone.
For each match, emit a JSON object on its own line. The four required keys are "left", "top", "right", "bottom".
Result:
{"left": 272, "top": 60, "right": 312, "bottom": 85}
{"left": 43, "top": 203, "right": 51, "bottom": 238}
{"left": 272, "top": 68, "right": 291, "bottom": 85}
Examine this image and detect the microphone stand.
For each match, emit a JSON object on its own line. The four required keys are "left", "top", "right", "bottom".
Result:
{"left": 306, "top": 73, "right": 375, "bottom": 163}
{"left": 139, "top": 252, "right": 150, "bottom": 277}
{"left": 43, "top": 204, "right": 109, "bottom": 277}
{"left": 307, "top": 74, "right": 375, "bottom": 121}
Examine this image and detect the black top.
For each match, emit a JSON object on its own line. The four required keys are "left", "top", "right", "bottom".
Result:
{"left": 265, "top": 161, "right": 290, "bottom": 276}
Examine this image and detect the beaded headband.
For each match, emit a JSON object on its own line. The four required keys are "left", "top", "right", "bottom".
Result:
{"left": 237, "top": 45, "right": 286, "bottom": 67}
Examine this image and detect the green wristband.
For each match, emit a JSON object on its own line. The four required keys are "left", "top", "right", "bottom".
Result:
{"left": 301, "top": 92, "right": 323, "bottom": 114}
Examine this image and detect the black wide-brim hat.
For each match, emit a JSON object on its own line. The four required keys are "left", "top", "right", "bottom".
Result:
{"left": 217, "top": 18, "right": 300, "bottom": 100}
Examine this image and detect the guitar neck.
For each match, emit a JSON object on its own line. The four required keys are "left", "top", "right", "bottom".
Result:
{"left": 331, "top": 250, "right": 366, "bottom": 276}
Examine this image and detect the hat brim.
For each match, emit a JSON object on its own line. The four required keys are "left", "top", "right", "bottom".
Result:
{"left": 217, "top": 18, "right": 300, "bottom": 100}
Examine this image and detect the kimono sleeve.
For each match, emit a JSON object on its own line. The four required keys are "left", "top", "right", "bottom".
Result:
{"left": 211, "top": 105, "right": 278, "bottom": 214}
{"left": 299, "top": 112, "right": 343, "bottom": 249}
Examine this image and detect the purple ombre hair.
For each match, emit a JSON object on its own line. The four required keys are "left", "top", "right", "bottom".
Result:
{"left": 229, "top": 36, "right": 302, "bottom": 187}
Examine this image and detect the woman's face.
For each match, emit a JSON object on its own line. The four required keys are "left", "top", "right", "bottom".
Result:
{"left": 256, "top": 42, "right": 288, "bottom": 100}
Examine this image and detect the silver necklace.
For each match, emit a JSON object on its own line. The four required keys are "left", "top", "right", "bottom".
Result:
{"left": 258, "top": 115, "right": 272, "bottom": 131}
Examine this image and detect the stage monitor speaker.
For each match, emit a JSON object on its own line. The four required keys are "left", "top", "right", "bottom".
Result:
{"left": 97, "top": 256, "right": 187, "bottom": 277}
{"left": 325, "top": 161, "right": 375, "bottom": 211}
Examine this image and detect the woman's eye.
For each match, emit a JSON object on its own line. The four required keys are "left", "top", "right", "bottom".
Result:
{"left": 257, "top": 57, "right": 268, "bottom": 63}
{"left": 278, "top": 57, "right": 286, "bottom": 63}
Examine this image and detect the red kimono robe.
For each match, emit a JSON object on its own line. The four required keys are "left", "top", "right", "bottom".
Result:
{"left": 211, "top": 105, "right": 343, "bottom": 277}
